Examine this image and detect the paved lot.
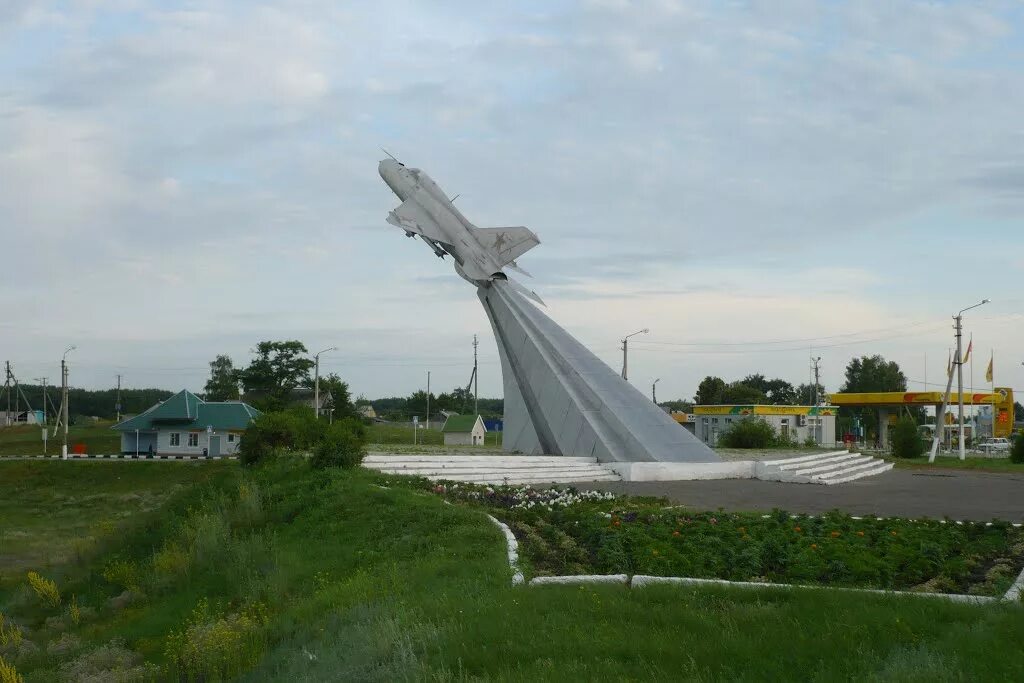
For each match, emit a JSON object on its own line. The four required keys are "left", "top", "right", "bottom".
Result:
{"left": 590, "top": 468, "right": 1024, "bottom": 522}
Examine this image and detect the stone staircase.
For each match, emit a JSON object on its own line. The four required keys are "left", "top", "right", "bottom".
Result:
{"left": 756, "top": 450, "right": 893, "bottom": 485}
{"left": 362, "top": 455, "right": 621, "bottom": 485}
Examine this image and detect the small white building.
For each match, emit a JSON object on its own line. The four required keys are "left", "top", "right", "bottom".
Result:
{"left": 441, "top": 414, "right": 487, "bottom": 446}
{"left": 113, "top": 390, "right": 260, "bottom": 456}
{"left": 693, "top": 405, "right": 837, "bottom": 447}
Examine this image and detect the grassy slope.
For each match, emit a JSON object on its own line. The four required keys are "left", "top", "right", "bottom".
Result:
{"left": 0, "top": 461, "right": 1022, "bottom": 681}
{"left": 366, "top": 422, "right": 503, "bottom": 448}
{"left": 0, "top": 421, "right": 121, "bottom": 456}
{"left": 0, "top": 461, "right": 233, "bottom": 583}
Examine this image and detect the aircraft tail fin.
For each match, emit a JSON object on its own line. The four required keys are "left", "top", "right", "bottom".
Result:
{"left": 473, "top": 226, "right": 540, "bottom": 267}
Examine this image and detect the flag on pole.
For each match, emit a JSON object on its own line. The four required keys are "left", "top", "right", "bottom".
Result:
{"left": 985, "top": 352, "right": 993, "bottom": 383}
{"left": 963, "top": 337, "right": 973, "bottom": 364}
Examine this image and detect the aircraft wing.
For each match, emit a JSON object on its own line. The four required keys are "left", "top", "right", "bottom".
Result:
{"left": 386, "top": 199, "right": 448, "bottom": 244}
{"left": 473, "top": 226, "right": 540, "bottom": 267}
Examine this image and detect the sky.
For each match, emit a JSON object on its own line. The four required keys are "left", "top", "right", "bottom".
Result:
{"left": 1, "top": 0, "right": 1023, "bottom": 404}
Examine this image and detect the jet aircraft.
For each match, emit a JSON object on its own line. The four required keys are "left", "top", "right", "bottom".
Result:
{"left": 378, "top": 157, "right": 543, "bottom": 304}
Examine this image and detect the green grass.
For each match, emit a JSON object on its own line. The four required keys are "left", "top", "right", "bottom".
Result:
{"left": 1, "top": 460, "right": 1023, "bottom": 681}
{"left": 890, "top": 455, "right": 1024, "bottom": 472}
{"left": 0, "top": 421, "right": 121, "bottom": 456}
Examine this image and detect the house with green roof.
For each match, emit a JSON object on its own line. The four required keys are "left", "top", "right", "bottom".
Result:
{"left": 112, "top": 390, "right": 260, "bottom": 457}
{"left": 440, "top": 414, "right": 486, "bottom": 446}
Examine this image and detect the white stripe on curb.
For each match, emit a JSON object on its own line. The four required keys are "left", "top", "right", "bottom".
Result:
{"left": 530, "top": 574, "right": 629, "bottom": 586}
{"left": 1004, "top": 567, "right": 1024, "bottom": 602}
{"left": 630, "top": 575, "right": 998, "bottom": 604}
{"left": 486, "top": 514, "right": 524, "bottom": 585}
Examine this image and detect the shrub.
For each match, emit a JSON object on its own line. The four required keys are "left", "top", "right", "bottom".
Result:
{"left": 891, "top": 416, "right": 923, "bottom": 458}
{"left": 165, "top": 599, "right": 268, "bottom": 681}
{"left": 239, "top": 407, "right": 324, "bottom": 467}
{"left": 0, "top": 655, "right": 23, "bottom": 683}
{"left": 1012, "top": 433, "right": 1024, "bottom": 464}
{"left": 26, "top": 572, "right": 60, "bottom": 608}
{"left": 310, "top": 419, "right": 368, "bottom": 470}
{"left": 719, "top": 418, "right": 776, "bottom": 448}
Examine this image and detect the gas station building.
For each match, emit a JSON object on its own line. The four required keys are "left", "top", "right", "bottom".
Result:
{"left": 827, "top": 388, "right": 1015, "bottom": 448}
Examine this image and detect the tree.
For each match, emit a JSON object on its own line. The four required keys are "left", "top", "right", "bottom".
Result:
{"left": 694, "top": 376, "right": 726, "bottom": 405}
{"left": 1014, "top": 401, "right": 1023, "bottom": 420}
{"left": 204, "top": 355, "right": 239, "bottom": 401}
{"left": 405, "top": 390, "right": 436, "bottom": 421}
{"left": 839, "top": 355, "right": 907, "bottom": 440}
{"left": 318, "top": 373, "right": 355, "bottom": 420}
{"left": 795, "top": 383, "right": 827, "bottom": 405}
{"left": 239, "top": 341, "right": 315, "bottom": 410}
{"left": 740, "top": 374, "right": 796, "bottom": 404}
{"left": 660, "top": 399, "right": 694, "bottom": 413}
{"left": 840, "top": 355, "right": 907, "bottom": 393}
{"left": 721, "top": 382, "right": 768, "bottom": 405}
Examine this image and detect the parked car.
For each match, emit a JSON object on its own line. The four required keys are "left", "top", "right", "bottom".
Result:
{"left": 976, "top": 437, "right": 1011, "bottom": 454}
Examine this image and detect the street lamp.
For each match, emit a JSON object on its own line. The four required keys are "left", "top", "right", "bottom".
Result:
{"left": 61, "top": 346, "right": 75, "bottom": 460}
{"left": 652, "top": 378, "right": 661, "bottom": 404}
{"left": 313, "top": 347, "right": 337, "bottom": 420}
{"left": 621, "top": 328, "right": 649, "bottom": 381}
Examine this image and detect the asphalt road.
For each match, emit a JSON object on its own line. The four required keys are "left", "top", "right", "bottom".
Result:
{"left": 589, "top": 468, "right": 1024, "bottom": 522}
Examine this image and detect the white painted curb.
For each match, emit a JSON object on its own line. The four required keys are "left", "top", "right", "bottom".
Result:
{"left": 631, "top": 575, "right": 997, "bottom": 604}
{"left": 530, "top": 574, "right": 629, "bottom": 586}
{"left": 486, "top": 514, "right": 524, "bottom": 585}
{"left": 1004, "top": 567, "right": 1024, "bottom": 602}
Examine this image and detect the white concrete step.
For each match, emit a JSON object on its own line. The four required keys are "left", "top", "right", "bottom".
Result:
{"left": 776, "top": 452, "right": 864, "bottom": 471}
{"left": 364, "top": 455, "right": 597, "bottom": 465}
{"left": 372, "top": 466, "right": 616, "bottom": 478}
{"left": 760, "top": 450, "right": 849, "bottom": 466}
{"left": 421, "top": 472, "right": 622, "bottom": 484}
{"left": 791, "top": 455, "right": 875, "bottom": 477}
{"left": 364, "top": 454, "right": 620, "bottom": 484}
{"left": 755, "top": 451, "right": 892, "bottom": 485}
{"left": 817, "top": 461, "right": 894, "bottom": 485}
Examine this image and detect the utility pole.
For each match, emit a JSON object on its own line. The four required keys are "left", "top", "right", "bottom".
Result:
{"left": 473, "top": 334, "right": 479, "bottom": 416}
{"left": 811, "top": 357, "right": 822, "bottom": 406}
{"left": 313, "top": 347, "right": 337, "bottom": 420}
{"left": 947, "top": 299, "right": 989, "bottom": 460}
{"left": 61, "top": 346, "right": 75, "bottom": 460}
{"left": 36, "top": 378, "right": 48, "bottom": 425}
{"left": 426, "top": 371, "right": 431, "bottom": 430}
{"left": 620, "top": 328, "right": 649, "bottom": 380}
{"left": 652, "top": 378, "right": 660, "bottom": 404}
{"left": 3, "top": 361, "right": 10, "bottom": 427}
{"left": 115, "top": 374, "right": 122, "bottom": 423}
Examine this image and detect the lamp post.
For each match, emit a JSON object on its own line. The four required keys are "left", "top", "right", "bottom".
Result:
{"left": 61, "top": 345, "right": 75, "bottom": 460}
{"left": 621, "top": 328, "right": 649, "bottom": 381}
{"left": 652, "top": 378, "right": 660, "bottom": 404}
{"left": 313, "top": 347, "right": 337, "bottom": 420}
{"left": 954, "top": 300, "right": 989, "bottom": 459}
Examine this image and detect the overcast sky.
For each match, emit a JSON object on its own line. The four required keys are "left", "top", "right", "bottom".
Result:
{"left": 2, "top": 1, "right": 1022, "bottom": 404}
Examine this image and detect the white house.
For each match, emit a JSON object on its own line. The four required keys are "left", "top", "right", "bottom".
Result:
{"left": 113, "top": 390, "right": 260, "bottom": 456}
{"left": 441, "top": 414, "right": 487, "bottom": 446}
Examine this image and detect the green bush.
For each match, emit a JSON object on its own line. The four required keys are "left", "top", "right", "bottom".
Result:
{"left": 239, "top": 407, "right": 323, "bottom": 467}
{"left": 310, "top": 419, "right": 368, "bottom": 470}
{"left": 891, "top": 416, "right": 923, "bottom": 458}
{"left": 1012, "top": 433, "right": 1024, "bottom": 464}
{"left": 719, "top": 418, "right": 777, "bottom": 449}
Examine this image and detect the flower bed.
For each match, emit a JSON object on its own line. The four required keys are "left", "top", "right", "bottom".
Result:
{"left": 418, "top": 481, "right": 1024, "bottom": 596}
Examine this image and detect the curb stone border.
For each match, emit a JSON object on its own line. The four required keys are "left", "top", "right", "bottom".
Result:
{"left": 485, "top": 514, "right": 524, "bottom": 585}
{"left": 488, "top": 514, "right": 1024, "bottom": 603}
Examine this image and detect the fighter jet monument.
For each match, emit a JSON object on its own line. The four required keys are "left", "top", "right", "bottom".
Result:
{"left": 379, "top": 157, "right": 718, "bottom": 463}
